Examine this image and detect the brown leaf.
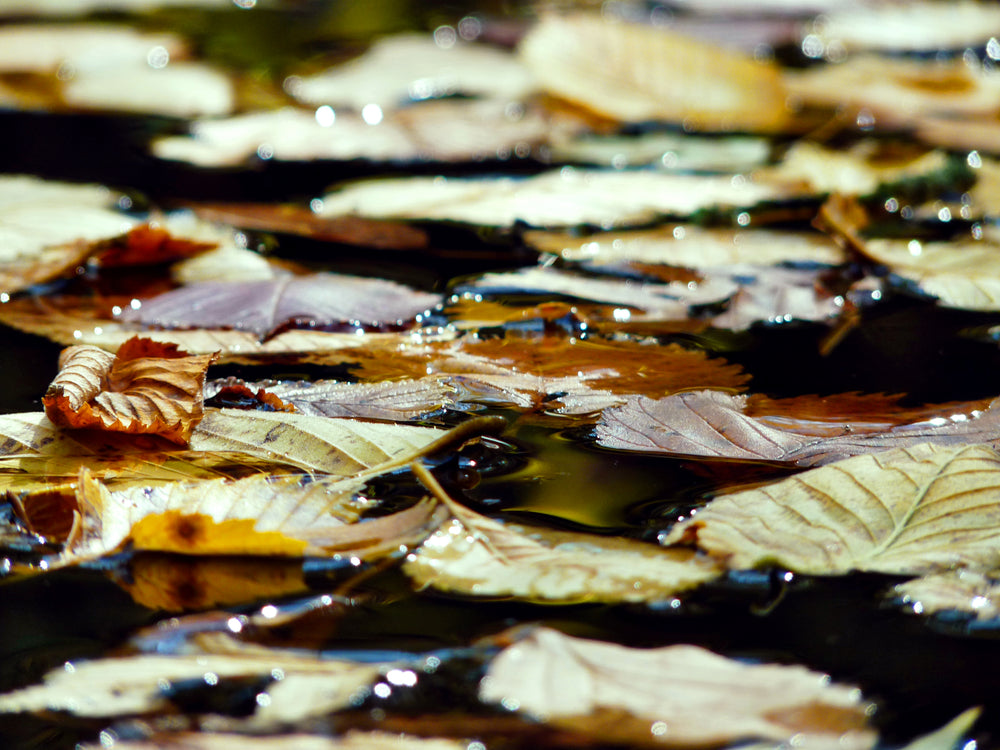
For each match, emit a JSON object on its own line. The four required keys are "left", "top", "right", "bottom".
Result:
{"left": 204, "top": 381, "right": 296, "bottom": 413}
{"left": 94, "top": 223, "right": 217, "bottom": 267}
{"left": 481, "top": 627, "right": 875, "bottom": 748}
{"left": 519, "top": 13, "right": 791, "bottom": 133}
{"left": 42, "top": 336, "right": 217, "bottom": 445}
{"left": 76, "top": 732, "right": 473, "bottom": 750}
{"left": 119, "top": 273, "right": 441, "bottom": 340}
{"left": 664, "top": 442, "right": 1000, "bottom": 576}
{"left": 893, "top": 569, "right": 1000, "bottom": 620}
{"left": 596, "top": 390, "right": 1000, "bottom": 466}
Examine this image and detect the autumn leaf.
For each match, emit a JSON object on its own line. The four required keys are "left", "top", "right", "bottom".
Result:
{"left": 547, "top": 130, "right": 771, "bottom": 171}
{"left": 596, "top": 390, "right": 1000, "bottom": 466}
{"left": 119, "top": 273, "right": 441, "bottom": 340}
{"left": 892, "top": 569, "right": 1000, "bottom": 621}
{"left": 519, "top": 13, "right": 791, "bottom": 133}
{"left": 480, "top": 627, "right": 875, "bottom": 749}
{"left": 42, "top": 336, "right": 217, "bottom": 445}
{"left": 663, "top": 442, "right": 1000, "bottom": 576}
{"left": 316, "top": 168, "right": 798, "bottom": 229}
{"left": 75, "top": 732, "right": 473, "bottom": 750}
{"left": 403, "top": 464, "right": 723, "bottom": 602}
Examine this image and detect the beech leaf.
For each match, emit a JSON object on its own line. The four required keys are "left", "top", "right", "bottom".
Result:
{"left": 596, "top": 391, "right": 1000, "bottom": 466}
{"left": 893, "top": 569, "right": 1000, "bottom": 621}
{"left": 480, "top": 627, "right": 875, "bottom": 749}
{"left": 519, "top": 13, "right": 790, "bottom": 133}
{"left": 42, "top": 337, "right": 217, "bottom": 445}
{"left": 403, "top": 464, "right": 723, "bottom": 602}
{"left": 119, "top": 273, "right": 441, "bottom": 340}
{"left": 663, "top": 442, "right": 1000, "bottom": 576}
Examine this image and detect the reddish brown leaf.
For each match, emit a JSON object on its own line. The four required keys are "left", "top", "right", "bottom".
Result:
{"left": 204, "top": 381, "right": 296, "bottom": 413}
{"left": 94, "top": 224, "right": 217, "bottom": 267}
{"left": 42, "top": 336, "right": 218, "bottom": 445}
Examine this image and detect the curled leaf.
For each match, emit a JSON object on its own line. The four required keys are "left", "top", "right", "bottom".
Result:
{"left": 42, "top": 337, "right": 217, "bottom": 445}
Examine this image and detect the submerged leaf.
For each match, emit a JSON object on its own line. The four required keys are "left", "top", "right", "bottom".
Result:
{"left": 664, "top": 442, "right": 1000, "bottom": 576}
{"left": 519, "top": 13, "right": 790, "bottom": 132}
{"left": 119, "top": 273, "right": 441, "bottom": 340}
{"left": 42, "top": 337, "right": 217, "bottom": 445}
{"left": 481, "top": 627, "right": 875, "bottom": 748}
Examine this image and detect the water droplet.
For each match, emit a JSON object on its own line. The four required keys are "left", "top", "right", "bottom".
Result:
{"left": 884, "top": 197, "right": 899, "bottom": 213}
{"left": 362, "top": 103, "right": 383, "bottom": 125}
{"left": 315, "top": 105, "right": 335, "bottom": 127}
{"left": 968, "top": 150, "right": 983, "bottom": 169}
{"left": 651, "top": 721, "right": 668, "bottom": 736}
{"left": 856, "top": 109, "right": 875, "bottom": 131}
{"left": 433, "top": 25, "right": 457, "bottom": 49}
{"left": 801, "top": 34, "right": 824, "bottom": 58}
{"left": 147, "top": 46, "right": 170, "bottom": 69}
{"left": 373, "top": 682, "right": 392, "bottom": 698}
{"left": 255, "top": 692, "right": 271, "bottom": 707}
{"left": 736, "top": 212, "right": 751, "bottom": 226}
{"left": 256, "top": 143, "right": 274, "bottom": 160}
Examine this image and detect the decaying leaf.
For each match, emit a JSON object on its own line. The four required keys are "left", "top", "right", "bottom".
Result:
{"left": 316, "top": 169, "right": 797, "bottom": 229}
{"left": 480, "top": 627, "right": 875, "bottom": 749}
{"left": 119, "top": 273, "right": 441, "bottom": 340}
{"left": 42, "top": 337, "right": 217, "bottom": 445}
{"left": 519, "top": 13, "right": 791, "bottom": 133}
{"left": 663, "top": 442, "right": 1000, "bottom": 576}
{"left": 893, "top": 569, "right": 1000, "bottom": 620}
{"left": 598, "top": 391, "right": 1000, "bottom": 465}
{"left": 404, "top": 464, "right": 722, "bottom": 602}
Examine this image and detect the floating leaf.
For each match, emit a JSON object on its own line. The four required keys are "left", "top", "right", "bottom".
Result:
{"left": 519, "top": 13, "right": 791, "bottom": 132}
{"left": 597, "top": 391, "right": 1000, "bottom": 466}
{"left": 76, "top": 732, "right": 473, "bottom": 750}
{"left": 481, "top": 627, "right": 875, "bottom": 749}
{"left": 893, "top": 569, "right": 1000, "bottom": 620}
{"left": 317, "top": 169, "right": 797, "bottom": 229}
{"left": 404, "top": 465, "right": 722, "bottom": 602}
{"left": 526, "top": 224, "right": 847, "bottom": 268}
{"left": 548, "top": 131, "right": 771, "bottom": 171}
{"left": 42, "top": 337, "right": 217, "bottom": 445}
{"left": 119, "top": 273, "right": 441, "bottom": 340}
{"left": 664, "top": 442, "right": 1000, "bottom": 576}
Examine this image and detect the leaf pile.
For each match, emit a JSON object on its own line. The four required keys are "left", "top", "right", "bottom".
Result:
{"left": 0, "top": 3, "right": 998, "bottom": 750}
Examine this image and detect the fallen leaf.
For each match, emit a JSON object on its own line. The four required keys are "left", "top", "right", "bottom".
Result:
{"left": 288, "top": 33, "right": 537, "bottom": 111}
{"left": 893, "top": 569, "right": 1000, "bottom": 620}
{"left": 519, "top": 13, "right": 790, "bottom": 132}
{"left": 596, "top": 390, "right": 1000, "bottom": 466}
{"left": 403, "top": 464, "right": 722, "bottom": 602}
{"left": 42, "top": 337, "right": 217, "bottom": 445}
{"left": 75, "top": 732, "right": 472, "bottom": 750}
{"left": 526, "top": 224, "right": 847, "bottom": 268}
{"left": 480, "top": 626, "right": 875, "bottom": 748}
{"left": 547, "top": 131, "right": 771, "bottom": 171}
{"left": 663, "top": 442, "right": 1000, "bottom": 576}
{"left": 119, "top": 273, "right": 441, "bottom": 340}
{"left": 207, "top": 377, "right": 455, "bottom": 422}
{"left": 316, "top": 169, "right": 798, "bottom": 229}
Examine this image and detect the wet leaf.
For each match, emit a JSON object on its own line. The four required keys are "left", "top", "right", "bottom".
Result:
{"left": 481, "top": 626, "right": 875, "bottom": 748}
{"left": 76, "top": 732, "right": 472, "bottom": 750}
{"left": 548, "top": 131, "right": 771, "bottom": 171}
{"left": 596, "top": 391, "right": 1000, "bottom": 466}
{"left": 526, "top": 224, "right": 847, "bottom": 268}
{"left": 663, "top": 442, "right": 1000, "bottom": 576}
{"left": 893, "top": 569, "right": 1000, "bottom": 621}
{"left": 207, "top": 377, "right": 455, "bottom": 422}
{"left": 404, "top": 465, "right": 722, "bottom": 602}
{"left": 316, "top": 169, "right": 797, "bottom": 229}
{"left": 0, "top": 634, "right": 382, "bottom": 721}
{"left": 519, "top": 13, "right": 790, "bottom": 132}
{"left": 42, "top": 337, "right": 217, "bottom": 445}
{"left": 119, "top": 273, "right": 441, "bottom": 340}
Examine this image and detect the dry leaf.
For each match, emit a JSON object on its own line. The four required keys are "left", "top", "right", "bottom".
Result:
{"left": 119, "top": 273, "right": 441, "bottom": 340}
{"left": 481, "top": 627, "right": 875, "bottom": 749}
{"left": 596, "top": 391, "right": 1000, "bottom": 466}
{"left": 404, "top": 465, "right": 722, "bottom": 602}
{"left": 664, "top": 442, "right": 1000, "bottom": 576}
{"left": 519, "top": 13, "right": 790, "bottom": 132}
{"left": 547, "top": 131, "right": 771, "bottom": 171}
{"left": 42, "top": 337, "right": 217, "bottom": 445}
{"left": 317, "top": 169, "right": 797, "bottom": 229}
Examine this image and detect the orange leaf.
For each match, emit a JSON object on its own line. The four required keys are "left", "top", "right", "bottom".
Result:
{"left": 95, "top": 224, "right": 217, "bottom": 267}
{"left": 42, "top": 336, "right": 218, "bottom": 445}
{"left": 129, "top": 510, "right": 308, "bottom": 556}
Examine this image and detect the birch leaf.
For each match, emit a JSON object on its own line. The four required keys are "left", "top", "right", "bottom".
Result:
{"left": 663, "top": 442, "right": 1000, "bottom": 576}
{"left": 317, "top": 169, "right": 797, "bottom": 229}
{"left": 119, "top": 273, "right": 441, "bottom": 340}
{"left": 519, "top": 13, "right": 791, "bottom": 133}
{"left": 480, "top": 627, "right": 875, "bottom": 749}
{"left": 404, "top": 467, "right": 722, "bottom": 602}
{"left": 42, "top": 337, "right": 217, "bottom": 445}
